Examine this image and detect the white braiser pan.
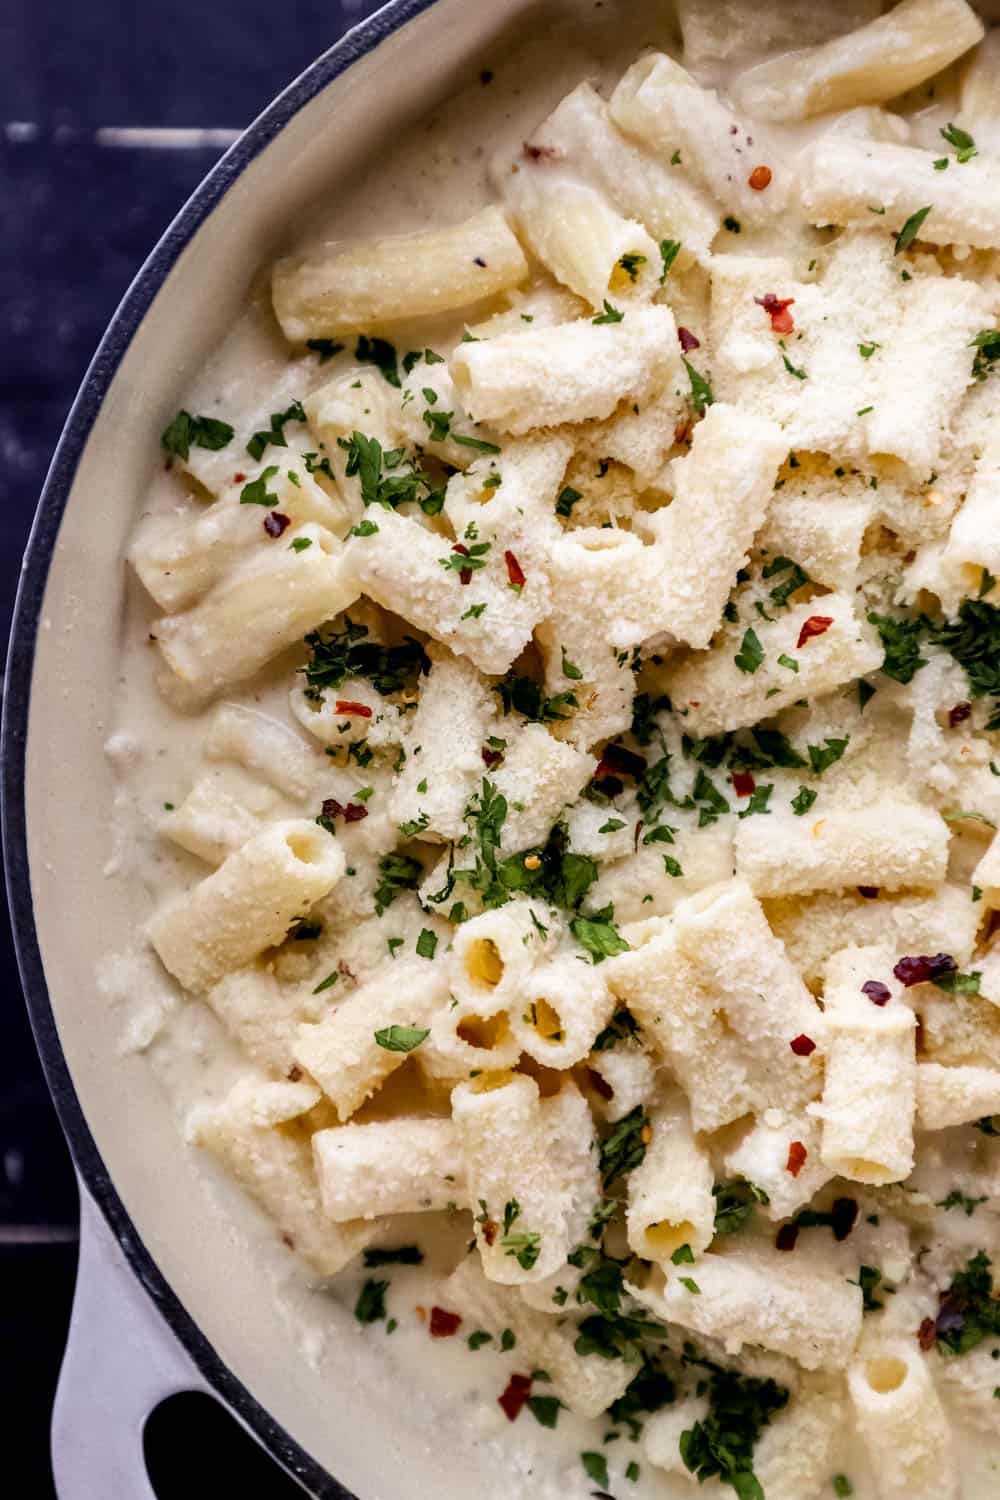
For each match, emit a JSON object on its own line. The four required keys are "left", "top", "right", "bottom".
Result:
{"left": 7, "top": 1, "right": 1000, "bottom": 1495}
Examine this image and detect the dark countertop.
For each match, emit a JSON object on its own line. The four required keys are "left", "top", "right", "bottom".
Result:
{"left": 2, "top": 3, "right": 380, "bottom": 1492}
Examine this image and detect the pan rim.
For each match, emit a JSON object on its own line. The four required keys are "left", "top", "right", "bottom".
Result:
{"left": 0, "top": 3, "right": 441, "bottom": 1493}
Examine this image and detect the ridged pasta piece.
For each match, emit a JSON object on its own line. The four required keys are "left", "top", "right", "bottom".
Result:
{"left": 724, "top": 1112, "right": 833, "bottom": 1222}
{"left": 676, "top": 0, "right": 880, "bottom": 79}
{"left": 736, "top": 800, "right": 950, "bottom": 898}
{"left": 731, "top": 0, "right": 983, "bottom": 122}
{"left": 626, "top": 1087, "right": 715, "bottom": 1263}
{"left": 272, "top": 205, "right": 529, "bottom": 340}
{"left": 945, "top": 430, "right": 1000, "bottom": 592}
{"left": 188, "top": 1076, "right": 373, "bottom": 1276}
{"left": 293, "top": 961, "right": 448, "bottom": 1120}
{"left": 148, "top": 820, "right": 345, "bottom": 993}
{"left": 451, "top": 1073, "right": 598, "bottom": 1284}
{"left": 312, "top": 1117, "right": 461, "bottom": 1220}
{"left": 916, "top": 1062, "right": 1000, "bottom": 1130}
{"left": 154, "top": 524, "right": 359, "bottom": 706}
{"left": 818, "top": 946, "right": 916, "bottom": 1185}
{"left": 449, "top": 303, "right": 680, "bottom": 434}
{"left": 204, "top": 703, "right": 321, "bottom": 801}
{"left": 664, "top": 592, "right": 883, "bottom": 737}
{"left": 847, "top": 1338, "right": 958, "bottom": 1500}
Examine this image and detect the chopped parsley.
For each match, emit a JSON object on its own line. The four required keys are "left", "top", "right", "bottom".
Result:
{"left": 305, "top": 337, "right": 344, "bottom": 363}
{"left": 300, "top": 617, "right": 428, "bottom": 702}
{"left": 734, "top": 627, "right": 764, "bottom": 675}
{"left": 354, "top": 1279, "right": 388, "bottom": 1323}
{"left": 239, "top": 466, "right": 280, "bottom": 506}
{"left": 355, "top": 334, "right": 400, "bottom": 386}
{"left": 495, "top": 673, "right": 577, "bottom": 723}
{"left": 808, "top": 736, "right": 849, "bottom": 774}
{"left": 683, "top": 358, "right": 715, "bottom": 414}
{"left": 571, "top": 912, "right": 630, "bottom": 964}
{"left": 972, "top": 329, "right": 1000, "bottom": 382}
{"left": 556, "top": 485, "right": 582, "bottom": 518}
{"left": 617, "top": 252, "right": 647, "bottom": 282}
{"left": 936, "top": 1190, "right": 987, "bottom": 1217}
{"left": 713, "top": 1180, "right": 769, "bottom": 1236}
{"left": 581, "top": 1452, "right": 609, "bottom": 1488}
{"left": 160, "top": 409, "right": 234, "bottom": 460}
{"left": 599, "top": 1105, "right": 649, "bottom": 1185}
{"left": 935, "top": 1252, "right": 1000, "bottom": 1356}
{"left": 680, "top": 1359, "right": 789, "bottom": 1500}
{"left": 791, "top": 786, "right": 818, "bottom": 816}
{"left": 373, "top": 852, "right": 423, "bottom": 915}
{"left": 373, "top": 1024, "right": 430, "bottom": 1053}
{"left": 593, "top": 299, "right": 624, "bottom": 324}
{"left": 781, "top": 352, "right": 807, "bottom": 380}
{"left": 415, "top": 929, "right": 438, "bottom": 960}
{"left": 894, "top": 205, "right": 932, "bottom": 255}
{"left": 527, "top": 1396, "right": 563, "bottom": 1428}
{"left": 867, "top": 611, "right": 927, "bottom": 685}
{"left": 940, "top": 122, "right": 977, "bottom": 163}
{"left": 660, "top": 239, "right": 681, "bottom": 281}
{"left": 246, "top": 399, "right": 306, "bottom": 461}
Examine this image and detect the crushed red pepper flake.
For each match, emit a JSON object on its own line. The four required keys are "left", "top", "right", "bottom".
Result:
{"left": 263, "top": 510, "right": 291, "bottom": 538}
{"left": 754, "top": 292, "right": 795, "bottom": 335}
{"left": 790, "top": 1034, "right": 816, "bottom": 1056}
{"left": 335, "top": 700, "right": 373, "bottom": 717}
{"left": 918, "top": 1316, "right": 937, "bottom": 1351}
{"left": 797, "top": 615, "right": 834, "bottom": 649}
{"left": 677, "top": 326, "right": 701, "bottom": 352}
{"left": 482, "top": 745, "right": 503, "bottom": 769}
{"left": 732, "top": 770, "right": 756, "bottom": 797}
{"left": 595, "top": 742, "right": 647, "bottom": 781}
{"left": 775, "top": 1223, "right": 799, "bottom": 1252}
{"left": 862, "top": 979, "right": 891, "bottom": 1007}
{"left": 748, "top": 165, "right": 773, "bottom": 191}
{"left": 321, "top": 797, "right": 369, "bottom": 825}
{"left": 481, "top": 1220, "right": 498, "bottom": 1247}
{"left": 429, "top": 1307, "right": 462, "bottom": 1338}
{"left": 893, "top": 953, "right": 956, "bottom": 987}
{"left": 786, "top": 1140, "right": 808, "bottom": 1177}
{"left": 831, "top": 1197, "right": 859, "bottom": 1241}
{"left": 451, "top": 542, "right": 474, "bottom": 586}
{"left": 949, "top": 702, "right": 972, "bottom": 727}
{"left": 498, "top": 1373, "right": 532, "bottom": 1422}
{"left": 504, "top": 550, "right": 526, "bottom": 589}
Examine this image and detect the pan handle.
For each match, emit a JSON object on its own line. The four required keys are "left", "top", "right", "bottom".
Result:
{"left": 51, "top": 1178, "right": 211, "bottom": 1499}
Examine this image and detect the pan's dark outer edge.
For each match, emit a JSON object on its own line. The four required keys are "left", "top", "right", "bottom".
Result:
{"left": 1, "top": 3, "right": 440, "bottom": 1493}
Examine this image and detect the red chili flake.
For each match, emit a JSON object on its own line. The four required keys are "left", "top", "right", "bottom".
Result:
{"left": 451, "top": 542, "right": 474, "bottom": 586}
{"left": 263, "top": 510, "right": 291, "bottom": 538}
{"left": 797, "top": 615, "right": 834, "bottom": 649}
{"left": 754, "top": 292, "right": 795, "bottom": 335}
{"left": 677, "top": 326, "right": 701, "bottom": 352}
{"left": 504, "top": 550, "right": 526, "bottom": 589}
{"left": 732, "top": 771, "right": 756, "bottom": 797}
{"left": 857, "top": 886, "right": 880, "bottom": 899}
{"left": 233, "top": 472, "right": 246, "bottom": 483}
{"left": 498, "top": 1373, "right": 532, "bottom": 1422}
{"left": 321, "top": 797, "right": 369, "bottom": 824}
{"left": 949, "top": 702, "right": 972, "bottom": 728}
{"left": 790, "top": 1034, "right": 816, "bottom": 1057}
{"left": 786, "top": 1140, "right": 808, "bottom": 1177}
{"left": 775, "top": 1224, "right": 799, "bottom": 1252}
{"left": 481, "top": 1220, "right": 498, "bottom": 1247}
{"left": 674, "top": 415, "right": 694, "bottom": 445}
{"left": 482, "top": 745, "right": 503, "bottom": 769}
{"left": 831, "top": 1197, "right": 859, "bottom": 1242}
{"left": 918, "top": 1316, "right": 937, "bottom": 1351}
{"left": 893, "top": 953, "right": 956, "bottom": 987}
{"left": 429, "top": 1307, "right": 462, "bottom": 1338}
{"left": 522, "top": 142, "right": 562, "bottom": 163}
{"left": 748, "top": 165, "right": 773, "bottom": 191}
{"left": 287, "top": 1064, "right": 303, "bottom": 1082}
{"left": 596, "top": 742, "right": 647, "bottom": 781}
{"left": 862, "top": 979, "right": 891, "bottom": 1007}
{"left": 634, "top": 819, "right": 644, "bottom": 853}
{"left": 334, "top": 700, "right": 372, "bottom": 717}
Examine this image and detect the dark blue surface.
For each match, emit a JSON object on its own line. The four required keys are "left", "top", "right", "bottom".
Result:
{"left": 1, "top": 2, "right": 382, "bottom": 1492}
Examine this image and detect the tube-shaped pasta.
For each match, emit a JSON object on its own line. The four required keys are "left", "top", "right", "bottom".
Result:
{"left": 204, "top": 703, "right": 321, "bottom": 801}
{"left": 916, "top": 1062, "right": 1000, "bottom": 1130}
{"left": 389, "top": 645, "right": 498, "bottom": 844}
{"left": 347, "top": 508, "right": 548, "bottom": 678}
{"left": 504, "top": 170, "right": 660, "bottom": 311}
{"left": 130, "top": 468, "right": 344, "bottom": 613}
{"left": 581, "top": 1045, "right": 656, "bottom": 1123}
{"left": 646, "top": 402, "right": 786, "bottom": 649}
{"left": 148, "top": 819, "right": 345, "bottom": 993}
{"left": 610, "top": 55, "right": 789, "bottom": 225}
{"left": 160, "top": 768, "right": 284, "bottom": 866}
{"left": 958, "top": 29, "right": 1000, "bottom": 151}
{"left": 731, "top": 0, "right": 983, "bottom": 122}
{"left": 188, "top": 1076, "right": 373, "bottom": 1276}
{"left": 154, "top": 525, "right": 360, "bottom": 706}
{"left": 451, "top": 1074, "right": 598, "bottom": 1284}
{"left": 443, "top": 1252, "right": 632, "bottom": 1418}
{"left": 491, "top": 723, "right": 593, "bottom": 854}
{"left": 626, "top": 1088, "right": 715, "bottom": 1263}
{"left": 628, "top": 1247, "right": 863, "bottom": 1371}
{"left": 736, "top": 800, "right": 950, "bottom": 898}
{"left": 524, "top": 81, "right": 718, "bottom": 264}
{"left": 799, "top": 136, "right": 1000, "bottom": 250}
{"left": 447, "top": 900, "right": 553, "bottom": 1012}
{"left": 293, "top": 962, "right": 448, "bottom": 1120}
{"left": 945, "top": 433, "right": 1000, "bottom": 595}
{"left": 753, "top": 1376, "right": 849, "bottom": 1500}
{"left": 312, "top": 1118, "right": 462, "bottom": 1220}
{"left": 847, "top": 1340, "right": 958, "bottom": 1500}
{"left": 207, "top": 964, "right": 328, "bottom": 1072}
{"left": 664, "top": 592, "right": 883, "bottom": 737}
{"left": 510, "top": 951, "right": 614, "bottom": 1069}
{"left": 449, "top": 304, "right": 680, "bottom": 434}
{"left": 819, "top": 946, "right": 916, "bottom": 1185}
{"left": 272, "top": 205, "right": 529, "bottom": 341}
{"left": 724, "top": 1112, "right": 833, "bottom": 1222}
{"left": 676, "top": 0, "right": 880, "bottom": 78}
